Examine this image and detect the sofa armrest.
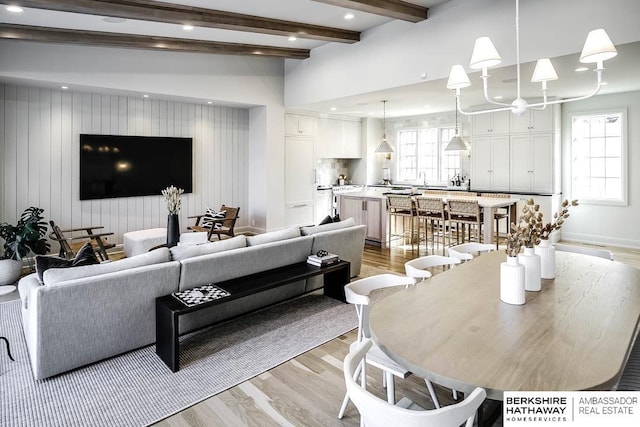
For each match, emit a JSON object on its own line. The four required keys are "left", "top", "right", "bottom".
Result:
{"left": 310, "top": 225, "right": 366, "bottom": 277}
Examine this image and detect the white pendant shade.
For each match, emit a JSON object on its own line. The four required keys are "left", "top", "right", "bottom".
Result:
{"left": 444, "top": 136, "right": 470, "bottom": 151}
{"left": 375, "top": 138, "right": 394, "bottom": 153}
{"left": 580, "top": 29, "right": 617, "bottom": 63}
{"left": 531, "top": 58, "right": 558, "bottom": 82}
{"left": 470, "top": 36, "right": 502, "bottom": 70}
{"left": 447, "top": 65, "right": 471, "bottom": 89}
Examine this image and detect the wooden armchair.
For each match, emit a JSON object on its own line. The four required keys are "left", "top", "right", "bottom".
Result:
{"left": 48, "top": 220, "right": 115, "bottom": 261}
{"left": 188, "top": 205, "right": 240, "bottom": 241}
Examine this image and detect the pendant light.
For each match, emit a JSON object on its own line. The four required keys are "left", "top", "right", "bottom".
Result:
{"left": 375, "top": 100, "right": 394, "bottom": 158}
{"left": 444, "top": 97, "right": 470, "bottom": 151}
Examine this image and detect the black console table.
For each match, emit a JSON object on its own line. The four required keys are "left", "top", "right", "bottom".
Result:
{"left": 155, "top": 260, "right": 350, "bottom": 372}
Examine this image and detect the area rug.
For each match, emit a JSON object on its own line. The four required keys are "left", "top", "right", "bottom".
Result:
{"left": 0, "top": 265, "right": 392, "bottom": 427}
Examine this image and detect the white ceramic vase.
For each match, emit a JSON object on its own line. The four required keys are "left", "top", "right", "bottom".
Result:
{"left": 535, "top": 239, "right": 556, "bottom": 279}
{"left": 500, "top": 256, "right": 525, "bottom": 305}
{"left": 0, "top": 259, "right": 22, "bottom": 285}
{"left": 518, "top": 247, "right": 542, "bottom": 291}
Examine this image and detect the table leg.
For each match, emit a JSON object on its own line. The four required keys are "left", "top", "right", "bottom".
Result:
{"left": 156, "top": 300, "right": 180, "bottom": 372}
{"left": 323, "top": 263, "right": 350, "bottom": 303}
{"left": 482, "top": 206, "right": 494, "bottom": 244}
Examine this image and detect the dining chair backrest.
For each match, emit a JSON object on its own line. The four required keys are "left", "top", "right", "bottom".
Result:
{"left": 447, "top": 199, "right": 481, "bottom": 219}
{"left": 553, "top": 243, "right": 614, "bottom": 260}
{"left": 345, "top": 274, "right": 417, "bottom": 342}
{"left": 405, "top": 255, "right": 461, "bottom": 280}
{"left": 448, "top": 243, "right": 496, "bottom": 261}
{"left": 386, "top": 195, "right": 414, "bottom": 215}
{"left": 344, "top": 339, "right": 486, "bottom": 427}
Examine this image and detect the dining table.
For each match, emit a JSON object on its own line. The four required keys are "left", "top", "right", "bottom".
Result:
{"left": 369, "top": 250, "right": 640, "bottom": 405}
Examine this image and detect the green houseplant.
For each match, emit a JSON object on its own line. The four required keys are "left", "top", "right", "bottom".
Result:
{"left": 0, "top": 207, "right": 51, "bottom": 286}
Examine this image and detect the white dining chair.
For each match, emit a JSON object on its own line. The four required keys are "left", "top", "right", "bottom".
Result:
{"left": 553, "top": 243, "right": 614, "bottom": 260}
{"left": 404, "top": 255, "right": 461, "bottom": 281}
{"left": 344, "top": 338, "right": 487, "bottom": 427}
{"left": 447, "top": 243, "right": 495, "bottom": 262}
{"left": 338, "top": 274, "right": 442, "bottom": 420}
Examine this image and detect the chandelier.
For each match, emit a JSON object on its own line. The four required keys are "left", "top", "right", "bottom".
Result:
{"left": 446, "top": 0, "right": 617, "bottom": 116}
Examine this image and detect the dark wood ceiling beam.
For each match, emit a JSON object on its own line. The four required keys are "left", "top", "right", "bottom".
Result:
{"left": 13, "top": 0, "right": 360, "bottom": 43}
{"left": 0, "top": 23, "right": 310, "bottom": 59}
{"left": 312, "top": 0, "right": 428, "bottom": 22}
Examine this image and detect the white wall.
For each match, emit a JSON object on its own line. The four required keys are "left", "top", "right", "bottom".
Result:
{"left": 560, "top": 91, "right": 640, "bottom": 248}
{"left": 0, "top": 84, "right": 251, "bottom": 251}
{"left": 0, "top": 40, "right": 287, "bottom": 232}
{"left": 285, "top": 0, "right": 640, "bottom": 108}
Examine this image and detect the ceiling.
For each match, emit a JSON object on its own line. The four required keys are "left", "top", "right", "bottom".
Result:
{"left": 1, "top": 0, "right": 639, "bottom": 118}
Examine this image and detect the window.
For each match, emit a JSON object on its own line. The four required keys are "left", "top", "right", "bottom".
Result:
{"left": 571, "top": 110, "right": 627, "bottom": 205}
{"left": 397, "top": 127, "right": 461, "bottom": 183}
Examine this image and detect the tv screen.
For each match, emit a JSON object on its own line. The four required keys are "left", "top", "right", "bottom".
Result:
{"left": 80, "top": 134, "right": 193, "bottom": 200}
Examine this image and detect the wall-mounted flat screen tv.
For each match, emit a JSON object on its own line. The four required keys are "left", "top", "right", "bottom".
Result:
{"left": 80, "top": 134, "right": 193, "bottom": 200}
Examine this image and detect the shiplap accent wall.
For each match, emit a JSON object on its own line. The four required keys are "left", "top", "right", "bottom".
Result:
{"left": 0, "top": 84, "right": 249, "bottom": 252}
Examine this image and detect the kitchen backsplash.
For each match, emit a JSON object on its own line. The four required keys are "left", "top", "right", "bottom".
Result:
{"left": 316, "top": 158, "right": 353, "bottom": 186}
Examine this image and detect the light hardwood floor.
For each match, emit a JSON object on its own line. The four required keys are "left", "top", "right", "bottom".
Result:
{"left": 152, "top": 242, "right": 640, "bottom": 427}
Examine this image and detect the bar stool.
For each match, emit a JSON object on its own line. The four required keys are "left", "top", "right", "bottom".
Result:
{"left": 386, "top": 195, "right": 416, "bottom": 250}
{"left": 447, "top": 198, "right": 482, "bottom": 244}
{"left": 414, "top": 196, "right": 448, "bottom": 255}
{"left": 481, "top": 193, "right": 512, "bottom": 249}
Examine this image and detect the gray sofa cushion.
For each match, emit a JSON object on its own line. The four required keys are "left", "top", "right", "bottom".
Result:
{"left": 43, "top": 247, "right": 171, "bottom": 285}
{"left": 246, "top": 226, "right": 301, "bottom": 246}
{"left": 300, "top": 217, "right": 356, "bottom": 236}
{"left": 170, "top": 235, "right": 247, "bottom": 261}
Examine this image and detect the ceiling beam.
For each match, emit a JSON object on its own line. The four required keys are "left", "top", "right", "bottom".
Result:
{"left": 13, "top": 0, "right": 360, "bottom": 43}
{"left": 0, "top": 23, "right": 311, "bottom": 59}
{"left": 312, "top": 0, "right": 428, "bottom": 22}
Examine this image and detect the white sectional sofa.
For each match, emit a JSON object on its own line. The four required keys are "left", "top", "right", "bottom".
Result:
{"left": 17, "top": 219, "right": 366, "bottom": 380}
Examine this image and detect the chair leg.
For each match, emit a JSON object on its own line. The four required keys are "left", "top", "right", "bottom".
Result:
{"left": 338, "top": 360, "right": 363, "bottom": 419}
{"left": 425, "top": 379, "right": 441, "bottom": 409}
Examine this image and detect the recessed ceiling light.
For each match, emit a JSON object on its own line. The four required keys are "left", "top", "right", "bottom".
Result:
{"left": 6, "top": 6, "right": 24, "bottom": 13}
{"left": 143, "top": 94, "right": 149, "bottom": 98}
{"left": 494, "top": 95, "right": 503, "bottom": 100}
{"left": 183, "top": 25, "right": 194, "bottom": 31}
{"left": 575, "top": 67, "right": 589, "bottom": 72}
{"left": 207, "top": 101, "right": 212, "bottom": 105}
{"left": 330, "top": 107, "right": 337, "bottom": 111}
{"left": 344, "top": 13, "right": 355, "bottom": 20}
{"left": 102, "top": 17, "right": 126, "bottom": 24}
{"left": 288, "top": 36, "right": 297, "bottom": 42}
{"left": 61, "top": 86, "right": 68, "bottom": 90}
{"left": 253, "top": 51, "right": 262, "bottom": 55}
{"left": 601, "top": 81, "right": 608, "bottom": 86}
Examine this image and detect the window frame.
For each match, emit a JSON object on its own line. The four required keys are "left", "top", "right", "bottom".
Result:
{"left": 395, "top": 126, "right": 461, "bottom": 185}
{"left": 570, "top": 108, "right": 628, "bottom": 206}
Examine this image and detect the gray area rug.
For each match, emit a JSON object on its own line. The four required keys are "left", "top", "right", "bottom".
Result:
{"left": 0, "top": 266, "right": 392, "bottom": 427}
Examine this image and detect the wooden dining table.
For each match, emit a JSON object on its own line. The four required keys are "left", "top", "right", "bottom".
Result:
{"left": 369, "top": 250, "right": 640, "bottom": 402}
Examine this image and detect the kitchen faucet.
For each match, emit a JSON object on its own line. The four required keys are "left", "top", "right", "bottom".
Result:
{"left": 418, "top": 171, "right": 427, "bottom": 186}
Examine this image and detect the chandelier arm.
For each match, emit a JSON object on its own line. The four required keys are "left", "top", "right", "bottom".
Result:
{"left": 455, "top": 92, "right": 513, "bottom": 116}
{"left": 479, "top": 74, "right": 511, "bottom": 107}
{"left": 528, "top": 70, "right": 605, "bottom": 109}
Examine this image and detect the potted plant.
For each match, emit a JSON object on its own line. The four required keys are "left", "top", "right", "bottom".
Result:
{"left": 535, "top": 199, "right": 579, "bottom": 279}
{"left": 0, "top": 207, "right": 51, "bottom": 287}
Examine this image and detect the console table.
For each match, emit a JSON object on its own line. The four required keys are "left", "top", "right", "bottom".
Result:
{"left": 155, "top": 260, "right": 350, "bottom": 372}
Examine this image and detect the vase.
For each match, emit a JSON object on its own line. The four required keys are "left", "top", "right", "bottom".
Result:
{"left": 166, "top": 214, "right": 180, "bottom": 248}
{"left": 0, "top": 259, "right": 22, "bottom": 293}
{"left": 500, "top": 256, "right": 525, "bottom": 305}
{"left": 535, "top": 239, "right": 556, "bottom": 279}
{"left": 518, "top": 247, "right": 542, "bottom": 291}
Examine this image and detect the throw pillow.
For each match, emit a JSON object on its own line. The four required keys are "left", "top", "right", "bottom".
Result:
{"left": 35, "top": 242, "right": 99, "bottom": 284}
{"left": 201, "top": 208, "right": 226, "bottom": 229}
{"left": 319, "top": 215, "right": 333, "bottom": 225}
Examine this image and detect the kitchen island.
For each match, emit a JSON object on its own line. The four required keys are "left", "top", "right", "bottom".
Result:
{"left": 337, "top": 190, "right": 388, "bottom": 247}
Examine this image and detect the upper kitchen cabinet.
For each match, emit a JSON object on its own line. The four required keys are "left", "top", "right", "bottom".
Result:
{"left": 510, "top": 105, "right": 559, "bottom": 134}
{"left": 471, "top": 110, "right": 510, "bottom": 135}
{"left": 285, "top": 113, "right": 316, "bottom": 137}
{"left": 317, "top": 117, "right": 362, "bottom": 158}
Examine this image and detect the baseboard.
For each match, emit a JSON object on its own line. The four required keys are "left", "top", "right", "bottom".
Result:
{"left": 561, "top": 232, "right": 640, "bottom": 250}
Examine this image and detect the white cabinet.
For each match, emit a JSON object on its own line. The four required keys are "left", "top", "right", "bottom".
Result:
{"left": 470, "top": 135, "right": 510, "bottom": 191}
{"left": 317, "top": 117, "right": 362, "bottom": 158}
{"left": 285, "top": 136, "right": 315, "bottom": 226}
{"left": 471, "top": 110, "right": 510, "bottom": 135}
{"left": 339, "top": 195, "right": 384, "bottom": 243}
{"left": 285, "top": 113, "right": 316, "bottom": 137}
{"left": 510, "top": 133, "right": 557, "bottom": 193}
{"left": 510, "top": 106, "right": 557, "bottom": 133}
{"left": 315, "top": 189, "right": 333, "bottom": 224}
